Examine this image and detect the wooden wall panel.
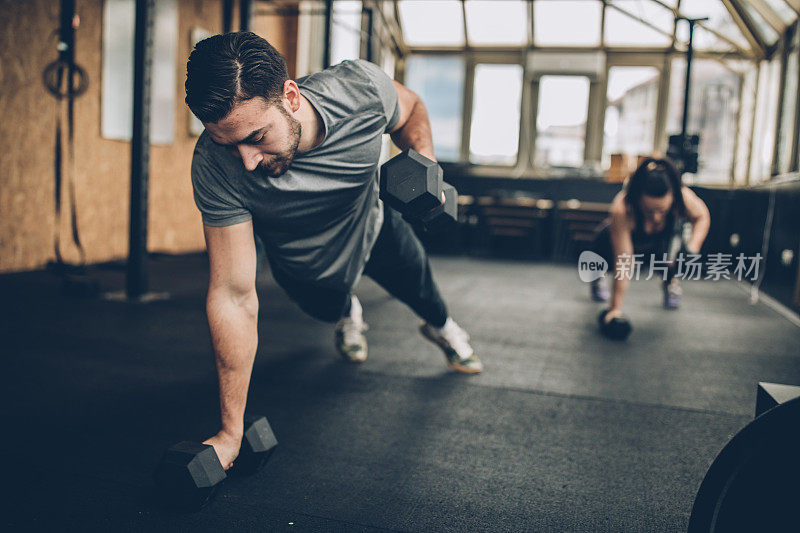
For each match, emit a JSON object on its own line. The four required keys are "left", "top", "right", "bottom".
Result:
{"left": 253, "top": 10, "right": 299, "bottom": 79}
{"left": 0, "top": 0, "right": 300, "bottom": 273}
{"left": 0, "top": 0, "right": 60, "bottom": 271}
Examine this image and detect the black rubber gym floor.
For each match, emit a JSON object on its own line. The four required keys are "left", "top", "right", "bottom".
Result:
{"left": 2, "top": 254, "right": 799, "bottom": 532}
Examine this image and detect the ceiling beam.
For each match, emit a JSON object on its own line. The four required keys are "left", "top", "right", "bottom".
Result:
{"left": 648, "top": 0, "right": 755, "bottom": 57}
{"left": 747, "top": 0, "right": 788, "bottom": 34}
{"left": 405, "top": 45, "right": 751, "bottom": 61}
{"left": 605, "top": 2, "right": 687, "bottom": 42}
{"left": 723, "top": 0, "right": 767, "bottom": 58}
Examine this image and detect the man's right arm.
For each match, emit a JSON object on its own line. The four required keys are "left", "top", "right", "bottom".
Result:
{"left": 203, "top": 220, "right": 259, "bottom": 454}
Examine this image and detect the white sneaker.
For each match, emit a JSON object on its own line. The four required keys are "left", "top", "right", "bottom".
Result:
{"left": 420, "top": 318, "right": 483, "bottom": 374}
{"left": 335, "top": 295, "right": 368, "bottom": 363}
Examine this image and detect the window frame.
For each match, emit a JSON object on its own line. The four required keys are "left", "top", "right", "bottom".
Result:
{"left": 600, "top": 59, "right": 667, "bottom": 171}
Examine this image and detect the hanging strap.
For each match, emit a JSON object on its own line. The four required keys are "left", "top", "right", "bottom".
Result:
{"left": 44, "top": 7, "right": 88, "bottom": 266}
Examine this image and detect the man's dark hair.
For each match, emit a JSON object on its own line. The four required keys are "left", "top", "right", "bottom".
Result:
{"left": 624, "top": 157, "right": 686, "bottom": 216}
{"left": 185, "top": 32, "right": 288, "bottom": 123}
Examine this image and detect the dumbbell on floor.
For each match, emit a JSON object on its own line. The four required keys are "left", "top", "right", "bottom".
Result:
{"left": 598, "top": 309, "right": 632, "bottom": 341}
{"left": 379, "top": 148, "right": 458, "bottom": 231}
{"left": 154, "top": 414, "right": 278, "bottom": 511}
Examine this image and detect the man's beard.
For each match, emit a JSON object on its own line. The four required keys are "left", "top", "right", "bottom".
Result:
{"left": 261, "top": 107, "right": 301, "bottom": 177}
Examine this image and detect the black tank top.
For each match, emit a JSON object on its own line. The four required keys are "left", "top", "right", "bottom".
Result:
{"left": 631, "top": 208, "right": 678, "bottom": 250}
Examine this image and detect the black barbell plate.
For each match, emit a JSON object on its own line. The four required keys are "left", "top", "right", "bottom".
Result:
{"left": 688, "top": 396, "right": 800, "bottom": 532}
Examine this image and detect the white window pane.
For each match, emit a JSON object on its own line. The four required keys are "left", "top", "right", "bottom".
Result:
{"left": 603, "top": 67, "right": 660, "bottom": 169}
{"left": 740, "top": 1, "right": 779, "bottom": 45}
{"left": 535, "top": 76, "right": 590, "bottom": 167}
{"left": 405, "top": 56, "right": 465, "bottom": 162}
{"left": 751, "top": 59, "right": 781, "bottom": 182}
{"left": 608, "top": 0, "right": 676, "bottom": 33}
{"left": 776, "top": 44, "right": 798, "bottom": 174}
{"left": 534, "top": 1, "right": 601, "bottom": 47}
{"left": 678, "top": 0, "right": 750, "bottom": 51}
{"left": 604, "top": 4, "right": 672, "bottom": 47}
{"left": 469, "top": 64, "right": 523, "bottom": 165}
{"left": 399, "top": 0, "right": 465, "bottom": 46}
{"left": 796, "top": 29, "right": 800, "bottom": 172}
{"left": 734, "top": 63, "right": 758, "bottom": 184}
{"left": 762, "top": 0, "right": 797, "bottom": 25}
{"left": 676, "top": 24, "right": 738, "bottom": 52}
{"left": 102, "top": 0, "right": 177, "bottom": 144}
{"left": 330, "top": 1, "right": 362, "bottom": 65}
{"left": 668, "top": 59, "right": 741, "bottom": 184}
{"left": 465, "top": 1, "right": 527, "bottom": 45}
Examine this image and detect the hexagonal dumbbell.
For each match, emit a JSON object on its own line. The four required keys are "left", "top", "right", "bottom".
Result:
{"left": 230, "top": 414, "right": 279, "bottom": 475}
{"left": 379, "top": 149, "right": 458, "bottom": 231}
{"left": 421, "top": 182, "right": 458, "bottom": 232}
{"left": 379, "top": 148, "right": 443, "bottom": 218}
{"left": 154, "top": 415, "right": 278, "bottom": 511}
{"left": 154, "top": 441, "right": 226, "bottom": 511}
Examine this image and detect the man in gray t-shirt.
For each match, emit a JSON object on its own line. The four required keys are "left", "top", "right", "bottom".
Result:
{"left": 185, "top": 32, "right": 482, "bottom": 469}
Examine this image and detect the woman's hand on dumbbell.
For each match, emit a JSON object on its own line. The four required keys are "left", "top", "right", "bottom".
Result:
{"left": 603, "top": 307, "right": 624, "bottom": 324}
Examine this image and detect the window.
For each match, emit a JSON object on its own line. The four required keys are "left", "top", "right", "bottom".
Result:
{"left": 464, "top": 1, "right": 527, "bottom": 46}
{"left": 405, "top": 56, "right": 466, "bottom": 162}
{"left": 469, "top": 64, "right": 523, "bottom": 165}
{"left": 330, "top": 1, "right": 362, "bottom": 65}
{"left": 750, "top": 59, "right": 781, "bottom": 182}
{"left": 603, "top": 66, "right": 660, "bottom": 170}
{"left": 534, "top": 1, "right": 601, "bottom": 47}
{"left": 762, "top": 0, "right": 797, "bottom": 26}
{"left": 740, "top": 1, "right": 779, "bottom": 45}
{"left": 677, "top": 0, "right": 750, "bottom": 52}
{"left": 101, "top": 0, "right": 177, "bottom": 144}
{"left": 604, "top": 1, "right": 674, "bottom": 47}
{"left": 733, "top": 62, "right": 758, "bottom": 185}
{"left": 776, "top": 29, "right": 799, "bottom": 175}
{"left": 667, "top": 58, "right": 741, "bottom": 184}
{"left": 398, "top": 0, "right": 465, "bottom": 47}
{"left": 535, "top": 75, "right": 590, "bottom": 168}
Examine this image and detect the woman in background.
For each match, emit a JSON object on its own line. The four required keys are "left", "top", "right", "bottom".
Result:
{"left": 590, "top": 157, "right": 710, "bottom": 323}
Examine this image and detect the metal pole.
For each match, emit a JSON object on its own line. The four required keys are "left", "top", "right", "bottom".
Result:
{"left": 127, "top": 0, "right": 154, "bottom": 299}
{"left": 323, "top": 0, "right": 333, "bottom": 68}
{"left": 678, "top": 17, "right": 708, "bottom": 138}
{"left": 681, "top": 19, "right": 695, "bottom": 138}
{"left": 223, "top": 0, "right": 234, "bottom": 32}
{"left": 240, "top": 0, "right": 253, "bottom": 32}
{"left": 364, "top": 6, "right": 374, "bottom": 62}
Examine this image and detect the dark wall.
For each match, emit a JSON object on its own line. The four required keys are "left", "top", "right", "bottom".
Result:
{"left": 442, "top": 166, "right": 622, "bottom": 204}
{"left": 696, "top": 181, "right": 800, "bottom": 312}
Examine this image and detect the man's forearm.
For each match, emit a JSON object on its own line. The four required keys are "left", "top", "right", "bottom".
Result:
{"left": 206, "top": 289, "right": 259, "bottom": 437}
{"left": 390, "top": 99, "right": 435, "bottom": 161}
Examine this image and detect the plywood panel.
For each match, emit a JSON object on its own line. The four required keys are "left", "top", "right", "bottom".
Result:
{"left": 0, "top": 0, "right": 300, "bottom": 273}
{"left": 0, "top": 0, "right": 60, "bottom": 271}
{"left": 253, "top": 10, "right": 299, "bottom": 79}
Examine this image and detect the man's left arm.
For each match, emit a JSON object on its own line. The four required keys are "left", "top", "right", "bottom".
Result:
{"left": 682, "top": 187, "right": 711, "bottom": 254}
{"left": 387, "top": 81, "right": 436, "bottom": 162}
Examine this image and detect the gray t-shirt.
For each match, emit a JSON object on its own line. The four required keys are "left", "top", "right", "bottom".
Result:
{"left": 191, "top": 60, "right": 401, "bottom": 291}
